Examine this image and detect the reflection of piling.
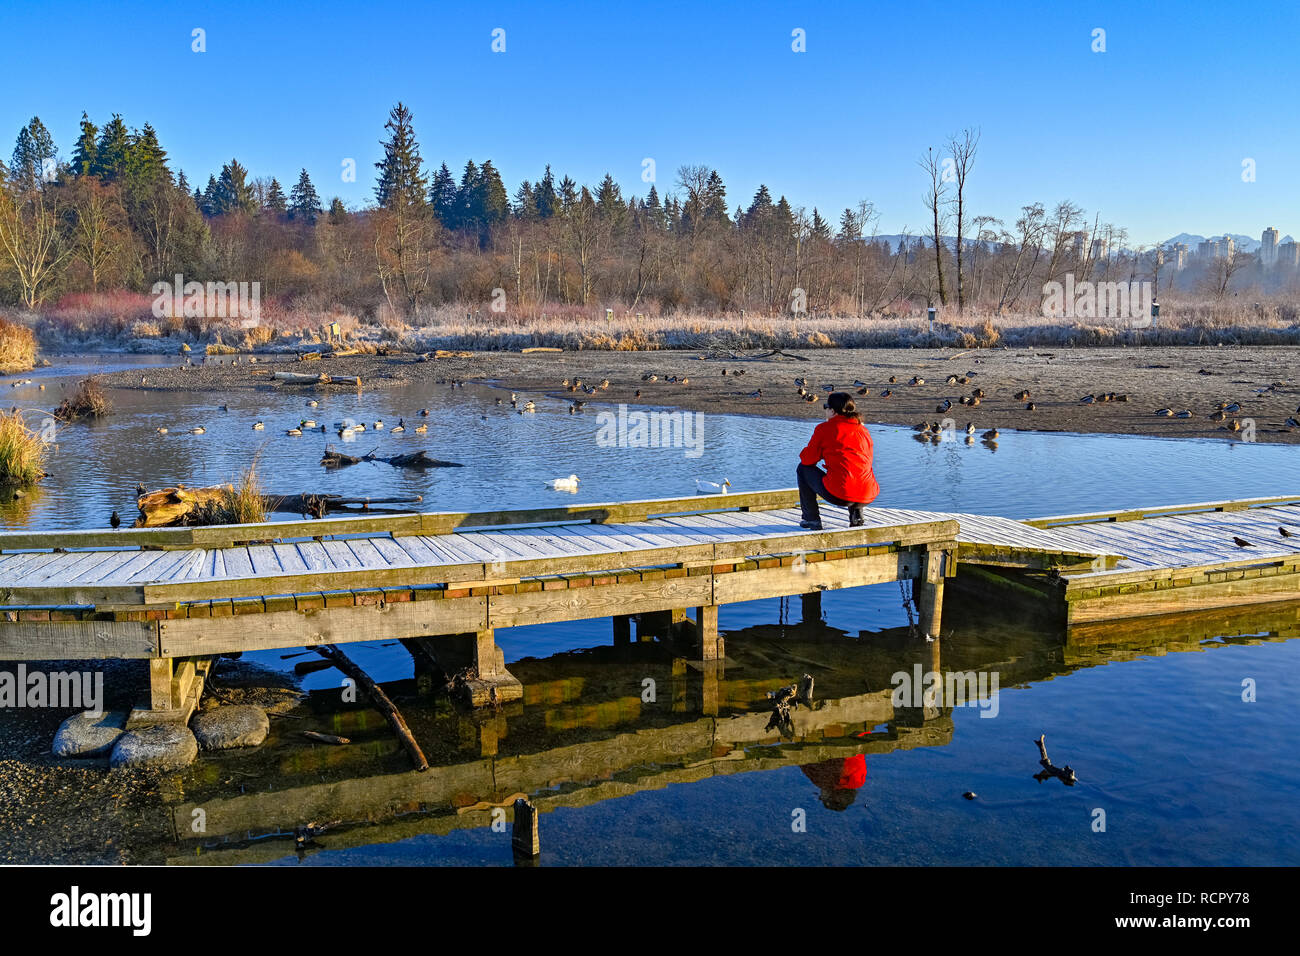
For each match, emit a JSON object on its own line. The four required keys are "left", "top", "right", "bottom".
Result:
{"left": 512, "top": 797, "right": 540, "bottom": 861}
{"left": 801, "top": 591, "right": 822, "bottom": 625}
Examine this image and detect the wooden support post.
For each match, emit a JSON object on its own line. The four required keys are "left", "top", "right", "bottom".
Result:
{"left": 917, "top": 550, "right": 947, "bottom": 639}
{"left": 698, "top": 660, "right": 721, "bottom": 716}
{"left": 512, "top": 797, "right": 540, "bottom": 860}
{"left": 149, "top": 658, "right": 173, "bottom": 711}
{"left": 801, "top": 590, "right": 823, "bottom": 625}
{"left": 129, "top": 656, "right": 214, "bottom": 728}
{"left": 636, "top": 608, "right": 687, "bottom": 642}
{"left": 435, "top": 628, "right": 524, "bottom": 708}
{"left": 613, "top": 614, "right": 631, "bottom": 645}
{"left": 695, "top": 605, "right": 723, "bottom": 661}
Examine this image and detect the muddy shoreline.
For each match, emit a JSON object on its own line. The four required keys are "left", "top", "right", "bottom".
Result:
{"left": 96, "top": 344, "right": 1300, "bottom": 443}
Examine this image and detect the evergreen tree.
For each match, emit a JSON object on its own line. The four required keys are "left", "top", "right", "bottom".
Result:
{"left": 125, "top": 124, "right": 169, "bottom": 187}
{"left": 643, "top": 184, "right": 664, "bottom": 230}
{"left": 91, "top": 115, "right": 130, "bottom": 181}
{"left": 327, "top": 197, "right": 347, "bottom": 224}
{"left": 288, "top": 168, "right": 322, "bottom": 223}
{"left": 192, "top": 185, "right": 204, "bottom": 211}
{"left": 478, "top": 160, "right": 508, "bottom": 227}
{"left": 558, "top": 174, "right": 578, "bottom": 213}
{"left": 513, "top": 180, "right": 535, "bottom": 220}
{"left": 427, "top": 162, "right": 456, "bottom": 225}
{"left": 374, "top": 102, "right": 427, "bottom": 210}
{"left": 10, "top": 116, "right": 57, "bottom": 188}
{"left": 201, "top": 174, "right": 220, "bottom": 216}
{"left": 214, "top": 158, "right": 256, "bottom": 214}
{"left": 744, "top": 184, "right": 773, "bottom": 227}
{"left": 702, "top": 170, "right": 729, "bottom": 225}
{"left": 595, "top": 173, "right": 626, "bottom": 229}
{"left": 71, "top": 113, "right": 98, "bottom": 177}
{"left": 452, "top": 159, "right": 480, "bottom": 232}
{"left": 533, "top": 165, "right": 558, "bottom": 219}
{"left": 265, "top": 177, "right": 287, "bottom": 215}
{"left": 176, "top": 170, "right": 190, "bottom": 194}
{"left": 837, "top": 207, "right": 859, "bottom": 241}
{"left": 811, "top": 208, "right": 831, "bottom": 241}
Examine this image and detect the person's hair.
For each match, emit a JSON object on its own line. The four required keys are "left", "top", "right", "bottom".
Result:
{"left": 826, "top": 392, "right": 862, "bottom": 421}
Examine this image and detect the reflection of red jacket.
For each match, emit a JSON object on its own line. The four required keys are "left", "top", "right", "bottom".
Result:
{"left": 801, "top": 753, "right": 867, "bottom": 792}
{"left": 799, "top": 417, "right": 880, "bottom": 504}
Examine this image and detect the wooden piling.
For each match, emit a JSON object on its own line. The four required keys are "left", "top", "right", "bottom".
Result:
{"left": 512, "top": 797, "right": 540, "bottom": 858}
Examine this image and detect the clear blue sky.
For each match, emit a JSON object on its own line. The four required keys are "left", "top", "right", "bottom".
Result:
{"left": 3, "top": 0, "right": 1297, "bottom": 246}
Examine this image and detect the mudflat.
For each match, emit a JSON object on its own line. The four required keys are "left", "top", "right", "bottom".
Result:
{"left": 98, "top": 344, "right": 1300, "bottom": 444}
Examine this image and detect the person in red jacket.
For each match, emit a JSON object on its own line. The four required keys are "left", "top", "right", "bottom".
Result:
{"left": 797, "top": 392, "right": 880, "bottom": 530}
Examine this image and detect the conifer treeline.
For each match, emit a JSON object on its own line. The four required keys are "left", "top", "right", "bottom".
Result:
{"left": 0, "top": 103, "right": 1241, "bottom": 320}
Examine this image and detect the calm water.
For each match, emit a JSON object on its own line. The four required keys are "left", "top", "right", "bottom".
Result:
{"left": 4, "top": 357, "right": 1299, "bottom": 866}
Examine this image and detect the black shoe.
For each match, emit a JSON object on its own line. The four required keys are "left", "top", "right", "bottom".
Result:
{"left": 849, "top": 517, "right": 864, "bottom": 527}
{"left": 799, "top": 519, "right": 823, "bottom": 530}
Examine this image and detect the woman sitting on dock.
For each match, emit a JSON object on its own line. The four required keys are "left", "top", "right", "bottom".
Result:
{"left": 796, "top": 392, "right": 879, "bottom": 530}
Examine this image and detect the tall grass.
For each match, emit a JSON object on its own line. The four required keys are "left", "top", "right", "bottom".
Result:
{"left": 0, "top": 411, "right": 48, "bottom": 485}
{"left": 186, "top": 461, "right": 267, "bottom": 526}
{"left": 55, "top": 379, "right": 112, "bottom": 421}
{"left": 0, "top": 318, "right": 37, "bottom": 373}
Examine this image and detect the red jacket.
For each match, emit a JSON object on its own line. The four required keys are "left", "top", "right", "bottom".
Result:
{"left": 800, "top": 415, "right": 880, "bottom": 504}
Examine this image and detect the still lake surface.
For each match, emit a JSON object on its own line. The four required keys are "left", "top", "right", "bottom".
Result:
{"left": 4, "top": 355, "right": 1299, "bottom": 866}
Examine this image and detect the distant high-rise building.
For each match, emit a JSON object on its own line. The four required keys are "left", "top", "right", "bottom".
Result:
{"left": 1197, "top": 238, "right": 1216, "bottom": 259}
{"left": 1279, "top": 240, "right": 1300, "bottom": 267}
{"left": 1262, "top": 227, "right": 1280, "bottom": 266}
{"left": 1172, "top": 243, "right": 1188, "bottom": 271}
{"left": 1090, "top": 238, "right": 1109, "bottom": 261}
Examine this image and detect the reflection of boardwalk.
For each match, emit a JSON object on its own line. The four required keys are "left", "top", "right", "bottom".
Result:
{"left": 162, "top": 597, "right": 1298, "bottom": 865}
{"left": 0, "top": 491, "right": 1297, "bottom": 721}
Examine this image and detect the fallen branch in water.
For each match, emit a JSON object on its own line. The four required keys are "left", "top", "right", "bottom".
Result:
{"left": 312, "top": 644, "right": 428, "bottom": 771}
{"left": 320, "top": 446, "right": 463, "bottom": 469}
{"left": 1033, "top": 734, "right": 1077, "bottom": 786}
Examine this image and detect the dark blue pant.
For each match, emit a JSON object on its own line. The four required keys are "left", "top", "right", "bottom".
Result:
{"left": 797, "top": 463, "right": 865, "bottom": 524}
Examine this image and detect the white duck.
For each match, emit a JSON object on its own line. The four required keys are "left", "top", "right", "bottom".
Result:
{"left": 696, "top": 478, "right": 732, "bottom": 494}
{"left": 545, "top": 474, "right": 580, "bottom": 492}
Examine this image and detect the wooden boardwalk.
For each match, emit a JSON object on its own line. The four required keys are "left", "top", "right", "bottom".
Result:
{"left": 0, "top": 490, "right": 1296, "bottom": 722}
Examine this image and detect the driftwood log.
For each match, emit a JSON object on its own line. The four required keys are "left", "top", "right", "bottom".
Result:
{"left": 134, "top": 486, "right": 424, "bottom": 526}
{"left": 1033, "top": 734, "right": 1077, "bottom": 785}
{"left": 321, "top": 447, "right": 463, "bottom": 469}
{"left": 312, "top": 644, "right": 429, "bottom": 771}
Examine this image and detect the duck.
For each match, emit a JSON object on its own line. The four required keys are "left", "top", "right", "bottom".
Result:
{"left": 372, "top": 420, "right": 384, "bottom": 430}
{"left": 1155, "top": 408, "right": 1173, "bottom": 417}
{"left": 804, "top": 393, "right": 817, "bottom": 403}
{"left": 1026, "top": 402, "right": 1036, "bottom": 411}
{"left": 156, "top": 427, "right": 168, "bottom": 435}
{"left": 252, "top": 421, "right": 264, "bottom": 430}
{"left": 980, "top": 428, "right": 999, "bottom": 441}
{"left": 391, "top": 419, "right": 405, "bottom": 433}
{"left": 414, "top": 423, "right": 428, "bottom": 434}
{"left": 545, "top": 474, "right": 580, "bottom": 491}
{"left": 888, "top": 376, "right": 897, "bottom": 384}
{"left": 908, "top": 376, "right": 924, "bottom": 386}
{"left": 110, "top": 511, "right": 121, "bottom": 529}
{"left": 936, "top": 399, "right": 952, "bottom": 412}
{"left": 1174, "top": 410, "right": 1192, "bottom": 418}
{"left": 190, "top": 427, "right": 205, "bottom": 435}
{"left": 748, "top": 389, "right": 763, "bottom": 400}
{"left": 696, "top": 478, "right": 732, "bottom": 494}
{"left": 337, "top": 425, "right": 355, "bottom": 439}
{"left": 971, "top": 388, "right": 985, "bottom": 399}
{"left": 306, "top": 400, "right": 319, "bottom": 407}
{"left": 598, "top": 379, "right": 610, "bottom": 390}
{"left": 303, "top": 420, "right": 317, "bottom": 428}
{"left": 353, "top": 423, "right": 366, "bottom": 432}
{"left": 419, "top": 408, "right": 431, "bottom": 417}
{"left": 853, "top": 379, "right": 868, "bottom": 388}
{"left": 856, "top": 386, "right": 868, "bottom": 395}
{"left": 520, "top": 401, "right": 536, "bottom": 413}
{"left": 1014, "top": 390, "right": 1030, "bottom": 401}
{"left": 965, "top": 422, "right": 976, "bottom": 435}
{"left": 286, "top": 427, "right": 303, "bottom": 437}
{"left": 880, "top": 389, "right": 893, "bottom": 398}
{"left": 570, "top": 400, "right": 586, "bottom": 412}
{"left": 1081, "top": 394, "right": 1097, "bottom": 404}
{"left": 946, "top": 375, "right": 960, "bottom": 386}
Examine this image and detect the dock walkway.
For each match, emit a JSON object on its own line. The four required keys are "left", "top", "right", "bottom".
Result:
{"left": 1, "top": 490, "right": 1296, "bottom": 721}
